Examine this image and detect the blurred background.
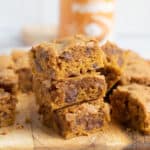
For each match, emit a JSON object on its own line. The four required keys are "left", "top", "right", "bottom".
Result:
{"left": 0, "top": 0, "right": 149, "bottom": 58}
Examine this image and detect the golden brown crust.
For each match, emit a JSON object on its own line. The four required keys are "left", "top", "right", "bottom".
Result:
{"left": 120, "top": 50, "right": 150, "bottom": 86}
{"left": 0, "top": 55, "right": 14, "bottom": 69}
{"left": 11, "top": 50, "right": 30, "bottom": 70}
{"left": 30, "top": 35, "right": 106, "bottom": 80}
{"left": 0, "top": 68, "right": 18, "bottom": 93}
{"left": 101, "top": 41, "right": 125, "bottom": 68}
{"left": 101, "top": 41, "right": 126, "bottom": 90}
{"left": 0, "top": 54, "right": 18, "bottom": 93}
{"left": 0, "top": 55, "right": 18, "bottom": 127}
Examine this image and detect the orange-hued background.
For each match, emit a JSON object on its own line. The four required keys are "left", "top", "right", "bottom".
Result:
{"left": 59, "top": 0, "right": 115, "bottom": 42}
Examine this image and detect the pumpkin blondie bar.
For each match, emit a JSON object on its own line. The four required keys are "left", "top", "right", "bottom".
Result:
{"left": 120, "top": 51, "right": 150, "bottom": 86}
{"left": 39, "top": 99, "right": 110, "bottom": 139}
{"left": 0, "top": 55, "right": 18, "bottom": 127}
{"left": 30, "top": 35, "right": 105, "bottom": 80}
{"left": 0, "top": 55, "right": 18, "bottom": 93}
{"left": 101, "top": 41, "right": 126, "bottom": 90}
{"left": 0, "top": 68, "right": 18, "bottom": 93}
{"left": 110, "top": 84, "right": 150, "bottom": 134}
{"left": 0, "top": 88, "right": 17, "bottom": 127}
{"left": 11, "top": 50, "right": 33, "bottom": 92}
{"left": 0, "top": 55, "right": 14, "bottom": 69}
{"left": 33, "top": 74, "right": 107, "bottom": 109}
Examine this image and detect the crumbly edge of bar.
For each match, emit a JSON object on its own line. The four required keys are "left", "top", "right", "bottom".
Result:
{"left": 0, "top": 68, "right": 18, "bottom": 93}
{"left": 110, "top": 88, "right": 150, "bottom": 134}
{"left": 16, "top": 68, "right": 33, "bottom": 92}
{"left": 0, "top": 91, "right": 17, "bottom": 127}
{"left": 29, "top": 39, "right": 106, "bottom": 80}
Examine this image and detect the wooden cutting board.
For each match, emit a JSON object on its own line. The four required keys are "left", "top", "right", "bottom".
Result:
{"left": 0, "top": 93, "right": 149, "bottom": 150}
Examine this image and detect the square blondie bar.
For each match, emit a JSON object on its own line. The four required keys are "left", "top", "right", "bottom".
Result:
{"left": 120, "top": 51, "right": 150, "bottom": 86}
{"left": 30, "top": 35, "right": 105, "bottom": 80}
{"left": 101, "top": 41, "right": 126, "bottom": 90}
{"left": 0, "top": 55, "right": 14, "bottom": 69}
{"left": 0, "top": 68, "right": 18, "bottom": 93}
{"left": 33, "top": 74, "right": 107, "bottom": 109}
{"left": 39, "top": 99, "right": 110, "bottom": 139}
{"left": 11, "top": 50, "right": 33, "bottom": 92}
{"left": 0, "top": 55, "right": 18, "bottom": 127}
{"left": 110, "top": 84, "right": 150, "bottom": 134}
{"left": 0, "top": 88, "right": 17, "bottom": 127}
{"left": 0, "top": 55, "right": 18, "bottom": 93}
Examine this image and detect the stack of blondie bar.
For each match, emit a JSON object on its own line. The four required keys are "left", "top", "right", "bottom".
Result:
{"left": 30, "top": 35, "right": 125, "bottom": 138}
{"left": 0, "top": 55, "right": 18, "bottom": 127}
{"left": 0, "top": 34, "right": 149, "bottom": 137}
{"left": 0, "top": 50, "right": 33, "bottom": 127}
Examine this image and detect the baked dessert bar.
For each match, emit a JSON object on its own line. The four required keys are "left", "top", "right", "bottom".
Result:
{"left": 39, "top": 99, "right": 110, "bottom": 139}
{"left": 0, "top": 55, "right": 18, "bottom": 93}
{"left": 0, "top": 55, "right": 18, "bottom": 127}
{"left": 11, "top": 50, "right": 33, "bottom": 92}
{"left": 120, "top": 50, "right": 150, "bottom": 86}
{"left": 110, "top": 84, "right": 150, "bottom": 134}
{"left": 33, "top": 74, "right": 107, "bottom": 109}
{"left": 0, "top": 68, "right": 18, "bottom": 93}
{"left": 0, "top": 55, "right": 14, "bottom": 69}
{"left": 0, "top": 88, "right": 17, "bottom": 127}
{"left": 30, "top": 35, "right": 105, "bottom": 80}
{"left": 101, "top": 41, "right": 126, "bottom": 90}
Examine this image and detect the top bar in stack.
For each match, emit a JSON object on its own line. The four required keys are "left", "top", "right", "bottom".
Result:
{"left": 30, "top": 35, "right": 106, "bottom": 80}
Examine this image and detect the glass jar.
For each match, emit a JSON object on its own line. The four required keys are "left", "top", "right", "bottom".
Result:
{"left": 59, "top": 0, "right": 115, "bottom": 42}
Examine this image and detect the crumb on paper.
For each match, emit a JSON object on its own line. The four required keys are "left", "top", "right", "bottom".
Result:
{"left": 16, "top": 123, "right": 24, "bottom": 129}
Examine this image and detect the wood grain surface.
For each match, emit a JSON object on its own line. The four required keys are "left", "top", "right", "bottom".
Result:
{"left": 0, "top": 93, "right": 149, "bottom": 150}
